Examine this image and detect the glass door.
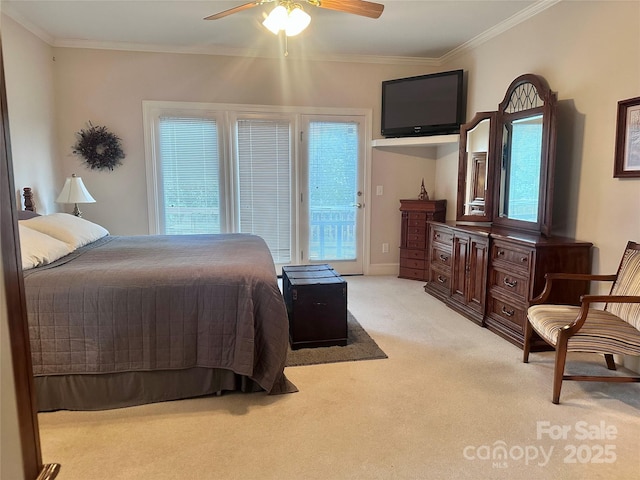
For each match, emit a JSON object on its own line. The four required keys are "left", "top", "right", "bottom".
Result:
{"left": 300, "top": 115, "right": 365, "bottom": 275}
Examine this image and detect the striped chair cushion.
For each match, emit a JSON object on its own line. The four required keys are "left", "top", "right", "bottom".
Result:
{"left": 606, "top": 247, "right": 640, "bottom": 331}
{"left": 527, "top": 304, "right": 640, "bottom": 355}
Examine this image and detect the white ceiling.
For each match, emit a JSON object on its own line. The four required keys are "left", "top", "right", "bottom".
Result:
{"left": 2, "top": 0, "right": 557, "bottom": 63}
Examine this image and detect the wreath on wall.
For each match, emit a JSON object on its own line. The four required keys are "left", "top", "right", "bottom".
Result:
{"left": 72, "top": 122, "right": 125, "bottom": 171}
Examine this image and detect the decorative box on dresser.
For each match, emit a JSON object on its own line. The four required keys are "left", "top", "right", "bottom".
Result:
{"left": 399, "top": 199, "right": 446, "bottom": 280}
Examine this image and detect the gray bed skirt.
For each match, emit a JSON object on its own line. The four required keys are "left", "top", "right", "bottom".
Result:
{"left": 35, "top": 368, "right": 297, "bottom": 411}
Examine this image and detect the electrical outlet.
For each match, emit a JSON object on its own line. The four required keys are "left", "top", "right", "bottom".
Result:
{"left": 382, "top": 242, "right": 389, "bottom": 253}
{"left": 376, "top": 185, "right": 384, "bottom": 196}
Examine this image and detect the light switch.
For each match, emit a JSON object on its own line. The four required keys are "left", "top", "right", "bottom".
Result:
{"left": 376, "top": 185, "right": 384, "bottom": 196}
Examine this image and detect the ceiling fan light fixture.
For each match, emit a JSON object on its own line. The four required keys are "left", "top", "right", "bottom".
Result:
{"left": 285, "top": 7, "right": 311, "bottom": 36}
{"left": 262, "top": 2, "right": 311, "bottom": 37}
{"left": 262, "top": 5, "right": 289, "bottom": 35}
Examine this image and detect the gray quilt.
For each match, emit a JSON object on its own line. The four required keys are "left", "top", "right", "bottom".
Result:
{"left": 23, "top": 234, "right": 290, "bottom": 393}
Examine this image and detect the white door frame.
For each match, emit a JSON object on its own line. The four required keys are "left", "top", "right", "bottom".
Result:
{"left": 298, "top": 112, "right": 371, "bottom": 275}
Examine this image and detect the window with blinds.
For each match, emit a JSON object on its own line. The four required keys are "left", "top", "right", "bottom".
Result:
{"left": 236, "top": 119, "right": 292, "bottom": 264}
{"left": 144, "top": 101, "right": 369, "bottom": 272}
{"left": 158, "top": 116, "right": 221, "bottom": 234}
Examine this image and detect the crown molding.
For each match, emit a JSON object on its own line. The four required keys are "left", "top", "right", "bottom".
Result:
{"left": 441, "top": 0, "right": 561, "bottom": 64}
{"left": 1, "top": 7, "right": 54, "bottom": 45}
{"left": 49, "top": 37, "right": 441, "bottom": 66}
{"left": 3, "top": 0, "right": 561, "bottom": 67}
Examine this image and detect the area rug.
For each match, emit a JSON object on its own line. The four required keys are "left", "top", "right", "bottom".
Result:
{"left": 285, "top": 311, "right": 388, "bottom": 367}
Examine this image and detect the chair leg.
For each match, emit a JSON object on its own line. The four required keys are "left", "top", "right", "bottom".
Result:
{"left": 604, "top": 354, "right": 617, "bottom": 371}
{"left": 523, "top": 318, "right": 533, "bottom": 363}
{"left": 552, "top": 335, "right": 570, "bottom": 404}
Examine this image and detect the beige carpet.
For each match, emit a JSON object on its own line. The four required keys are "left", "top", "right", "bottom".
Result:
{"left": 37, "top": 276, "right": 640, "bottom": 479}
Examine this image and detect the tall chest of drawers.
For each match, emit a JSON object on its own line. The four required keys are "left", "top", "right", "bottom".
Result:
{"left": 399, "top": 199, "right": 447, "bottom": 281}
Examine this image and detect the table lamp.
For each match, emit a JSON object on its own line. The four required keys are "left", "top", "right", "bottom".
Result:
{"left": 56, "top": 174, "right": 95, "bottom": 217}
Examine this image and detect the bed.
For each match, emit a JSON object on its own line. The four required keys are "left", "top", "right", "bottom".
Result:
{"left": 18, "top": 212, "right": 296, "bottom": 411}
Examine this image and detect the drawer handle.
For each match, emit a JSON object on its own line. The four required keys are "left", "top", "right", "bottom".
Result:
{"left": 503, "top": 278, "right": 518, "bottom": 288}
{"left": 313, "top": 302, "right": 328, "bottom": 307}
{"left": 501, "top": 306, "right": 515, "bottom": 317}
{"left": 437, "top": 275, "right": 447, "bottom": 284}
{"left": 439, "top": 254, "right": 448, "bottom": 262}
{"left": 435, "top": 233, "right": 441, "bottom": 239}
{"left": 521, "top": 257, "right": 528, "bottom": 263}
{"left": 497, "top": 250, "right": 505, "bottom": 256}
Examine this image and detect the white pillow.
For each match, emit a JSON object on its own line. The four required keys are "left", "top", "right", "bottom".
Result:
{"left": 19, "top": 224, "right": 74, "bottom": 270}
{"left": 20, "top": 213, "right": 109, "bottom": 250}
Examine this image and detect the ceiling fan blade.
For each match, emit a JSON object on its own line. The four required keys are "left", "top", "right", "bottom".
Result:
{"left": 315, "top": 0, "right": 384, "bottom": 19}
{"left": 204, "top": 1, "right": 269, "bottom": 21}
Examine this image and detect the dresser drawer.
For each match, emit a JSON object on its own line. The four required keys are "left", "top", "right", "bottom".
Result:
{"left": 431, "top": 225, "right": 454, "bottom": 247}
{"left": 399, "top": 267, "right": 425, "bottom": 280}
{"left": 430, "top": 245, "right": 452, "bottom": 269}
{"left": 407, "top": 233, "right": 426, "bottom": 249}
{"left": 400, "top": 257, "right": 426, "bottom": 270}
{"left": 407, "top": 212, "right": 427, "bottom": 225}
{"left": 492, "top": 242, "right": 533, "bottom": 273}
{"left": 401, "top": 248, "right": 425, "bottom": 260}
{"left": 428, "top": 267, "right": 451, "bottom": 294}
{"left": 489, "top": 268, "right": 529, "bottom": 302}
{"left": 406, "top": 225, "right": 426, "bottom": 236}
{"left": 486, "top": 295, "right": 526, "bottom": 334}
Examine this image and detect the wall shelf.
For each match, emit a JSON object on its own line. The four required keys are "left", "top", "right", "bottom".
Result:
{"left": 371, "top": 134, "right": 459, "bottom": 148}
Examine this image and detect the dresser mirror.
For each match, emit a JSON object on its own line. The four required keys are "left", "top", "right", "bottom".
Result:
{"left": 493, "top": 73, "right": 557, "bottom": 236}
{"left": 456, "top": 73, "right": 557, "bottom": 236}
{"left": 456, "top": 111, "right": 497, "bottom": 223}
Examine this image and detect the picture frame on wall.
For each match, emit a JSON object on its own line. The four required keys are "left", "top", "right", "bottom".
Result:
{"left": 614, "top": 96, "right": 640, "bottom": 178}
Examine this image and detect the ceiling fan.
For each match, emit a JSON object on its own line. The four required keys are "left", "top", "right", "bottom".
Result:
{"left": 204, "top": 0, "right": 384, "bottom": 37}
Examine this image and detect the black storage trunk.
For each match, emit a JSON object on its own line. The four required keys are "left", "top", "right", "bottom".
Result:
{"left": 282, "top": 264, "right": 347, "bottom": 350}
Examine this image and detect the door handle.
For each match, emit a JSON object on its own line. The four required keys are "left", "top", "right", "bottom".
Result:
{"left": 353, "top": 203, "right": 363, "bottom": 208}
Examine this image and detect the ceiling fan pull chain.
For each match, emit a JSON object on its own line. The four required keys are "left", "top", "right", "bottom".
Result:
{"left": 284, "top": 33, "right": 289, "bottom": 57}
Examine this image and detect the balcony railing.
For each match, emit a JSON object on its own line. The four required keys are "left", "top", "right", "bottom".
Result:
{"left": 164, "top": 206, "right": 356, "bottom": 262}
{"left": 309, "top": 207, "right": 356, "bottom": 261}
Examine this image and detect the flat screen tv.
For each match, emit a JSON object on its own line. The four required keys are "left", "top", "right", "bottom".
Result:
{"left": 381, "top": 69, "right": 465, "bottom": 138}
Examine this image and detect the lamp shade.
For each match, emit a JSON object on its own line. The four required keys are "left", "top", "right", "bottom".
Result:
{"left": 56, "top": 174, "right": 96, "bottom": 204}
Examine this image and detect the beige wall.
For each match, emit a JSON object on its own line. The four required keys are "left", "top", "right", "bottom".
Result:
{"left": 2, "top": 15, "right": 59, "bottom": 215}
{"left": 440, "top": 0, "right": 640, "bottom": 281}
{"left": 46, "top": 46, "right": 440, "bottom": 268}
{"left": 2, "top": 1, "right": 639, "bottom": 276}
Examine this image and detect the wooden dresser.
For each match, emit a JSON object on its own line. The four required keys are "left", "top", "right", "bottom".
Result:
{"left": 399, "top": 199, "right": 446, "bottom": 280}
{"left": 425, "top": 223, "right": 491, "bottom": 325}
{"left": 425, "top": 222, "right": 593, "bottom": 349}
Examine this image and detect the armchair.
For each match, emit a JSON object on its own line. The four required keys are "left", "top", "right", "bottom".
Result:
{"left": 523, "top": 241, "right": 640, "bottom": 404}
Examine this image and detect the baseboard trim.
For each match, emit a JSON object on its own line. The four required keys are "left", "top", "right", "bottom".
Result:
{"left": 366, "top": 263, "right": 399, "bottom": 276}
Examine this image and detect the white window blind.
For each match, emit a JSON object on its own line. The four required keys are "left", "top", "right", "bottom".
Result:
{"left": 236, "top": 119, "right": 291, "bottom": 263}
{"left": 158, "top": 117, "right": 220, "bottom": 234}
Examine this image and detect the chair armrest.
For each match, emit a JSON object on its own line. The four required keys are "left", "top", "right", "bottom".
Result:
{"left": 546, "top": 273, "right": 617, "bottom": 282}
{"left": 531, "top": 273, "right": 617, "bottom": 305}
{"left": 579, "top": 294, "right": 640, "bottom": 305}
{"left": 563, "top": 294, "right": 640, "bottom": 335}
